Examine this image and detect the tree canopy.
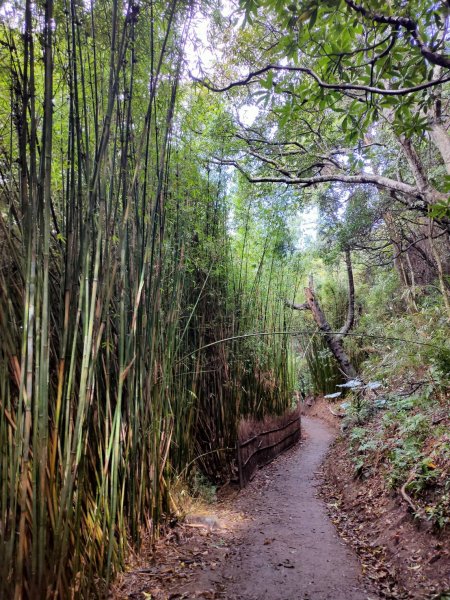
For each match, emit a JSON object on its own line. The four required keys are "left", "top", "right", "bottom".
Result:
{"left": 0, "top": 0, "right": 449, "bottom": 597}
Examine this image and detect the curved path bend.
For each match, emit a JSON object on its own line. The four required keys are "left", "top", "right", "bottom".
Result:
{"left": 211, "top": 416, "right": 377, "bottom": 600}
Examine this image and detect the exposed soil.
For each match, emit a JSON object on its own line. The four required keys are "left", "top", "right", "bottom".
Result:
{"left": 321, "top": 435, "right": 450, "bottom": 599}
{"left": 112, "top": 404, "right": 450, "bottom": 600}
{"left": 113, "top": 416, "right": 377, "bottom": 600}
{"left": 300, "top": 395, "right": 341, "bottom": 429}
{"left": 307, "top": 396, "right": 450, "bottom": 598}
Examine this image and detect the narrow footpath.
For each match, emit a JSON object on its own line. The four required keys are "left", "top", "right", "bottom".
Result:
{"left": 114, "top": 417, "right": 378, "bottom": 599}
{"left": 206, "top": 416, "right": 376, "bottom": 600}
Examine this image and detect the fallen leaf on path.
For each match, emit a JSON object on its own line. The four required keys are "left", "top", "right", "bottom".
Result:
{"left": 278, "top": 559, "right": 295, "bottom": 568}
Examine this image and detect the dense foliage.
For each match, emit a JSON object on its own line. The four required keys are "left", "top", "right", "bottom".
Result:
{"left": 0, "top": 0, "right": 449, "bottom": 596}
{"left": 0, "top": 1, "right": 296, "bottom": 596}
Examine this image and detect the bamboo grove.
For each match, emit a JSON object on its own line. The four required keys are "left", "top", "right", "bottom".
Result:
{"left": 0, "top": 1, "right": 295, "bottom": 597}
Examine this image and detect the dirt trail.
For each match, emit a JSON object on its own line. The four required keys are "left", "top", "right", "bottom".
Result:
{"left": 114, "top": 416, "right": 378, "bottom": 599}
{"left": 205, "top": 416, "right": 375, "bottom": 600}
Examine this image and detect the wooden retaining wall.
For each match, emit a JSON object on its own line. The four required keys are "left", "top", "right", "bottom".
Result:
{"left": 237, "top": 416, "right": 301, "bottom": 488}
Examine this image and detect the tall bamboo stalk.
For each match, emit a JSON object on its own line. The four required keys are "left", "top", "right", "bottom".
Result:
{"left": 0, "top": 2, "right": 296, "bottom": 597}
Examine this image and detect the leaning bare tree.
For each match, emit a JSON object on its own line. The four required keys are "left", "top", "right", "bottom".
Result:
{"left": 286, "top": 249, "right": 357, "bottom": 379}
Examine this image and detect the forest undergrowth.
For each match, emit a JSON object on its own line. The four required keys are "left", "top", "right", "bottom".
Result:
{"left": 299, "top": 266, "right": 450, "bottom": 533}
{"left": 297, "top": 268, "right": 450, "bottom": 597}
{"left": 1, "top": 0, "right": 450, "bottom": 597}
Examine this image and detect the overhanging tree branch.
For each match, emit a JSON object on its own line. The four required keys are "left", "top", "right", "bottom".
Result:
{"left": 343, "top": 0, "right": 450, "bottom": 70}
{"left": 214, "top": 158, "right": 447, "bottom": 205}
{"left": 192, "top": 65, "right": 450, "bottom": 96}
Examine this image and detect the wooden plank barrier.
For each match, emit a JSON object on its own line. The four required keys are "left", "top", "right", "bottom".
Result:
{"left": 237, "top": 415, "right": 301, "bottom": 488}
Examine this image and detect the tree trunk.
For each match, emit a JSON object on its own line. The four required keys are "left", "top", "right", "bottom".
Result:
{"left": 339, "top": 248, "right": 355, "bottom": 337}
{"left": 429, "top": 220, "right": 450, "bottom": 319}
{"left": 397, "top": 134, "right": 429, "bottom": 191}
{"left": 430, "top": 121, "right": 450, "bottom": 176}
{"left": 303, "top": 286, "right": 358, "bottom": 379}
{"left": 286, "top": 256, "right": 358, "bottom": 379}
